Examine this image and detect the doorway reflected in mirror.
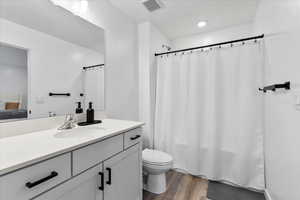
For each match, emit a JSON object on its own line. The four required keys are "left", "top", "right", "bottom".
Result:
{"left": 0, "top": 43, "right": 28, "bottom": 121}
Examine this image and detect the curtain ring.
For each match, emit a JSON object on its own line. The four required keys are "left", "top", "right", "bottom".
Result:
{"left": 242, "top": 42, "right": 245, "bottom": 45}
{"left": 254, "top": 39, "right": 257, "bottom": 43}
{"left": 219, "top": 45, "right": 221, "bottom": 49}
{"left": 231, "top": 43, "right": 233, "bottom": 47}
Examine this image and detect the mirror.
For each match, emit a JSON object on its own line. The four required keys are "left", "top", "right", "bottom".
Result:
{"left": 0, "top": 0, "right": 105, "bottom": 121}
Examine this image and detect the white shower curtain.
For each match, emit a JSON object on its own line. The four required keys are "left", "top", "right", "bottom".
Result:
{"left": 154, "top": 42, "right": 265, "bottom": 190}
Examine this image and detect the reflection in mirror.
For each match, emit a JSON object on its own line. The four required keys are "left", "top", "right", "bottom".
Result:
{"left": 0, "top": 43, "right": 28, "bottom": 121}
{"left": 82, "top": 64, "right": 105, "bottom": 111}
{"left": 0, "top": 0, "right": 105, "bottom": 122}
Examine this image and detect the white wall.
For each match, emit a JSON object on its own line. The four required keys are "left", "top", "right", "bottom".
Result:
{"left": 138, "top": 22, "right": 171, "bottom": 148}
{"left": 52, "top": 0, "right": 139, "bottom": 120}
{"left": 0, "top": 18, "right": 103, "bottom": 118}
{"left": 254, "top": 1, "right": 300, "bottom": 200}
{"left": 0, "top": 45, "right": 27, "bottom": 109}
{"left": 138, "top": 22, "right": 151, "bottom": 147}
{"left": 172, "top": 23, "right": 254, "bottom": 49}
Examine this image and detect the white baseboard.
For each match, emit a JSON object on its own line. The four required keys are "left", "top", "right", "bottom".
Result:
{"left": 264, "top": 189, "right": 272, "bottom": 200}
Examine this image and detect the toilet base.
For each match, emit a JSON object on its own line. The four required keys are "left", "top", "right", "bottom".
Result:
{"left": 144, "top": 173, "right": 167, "bottom": 194}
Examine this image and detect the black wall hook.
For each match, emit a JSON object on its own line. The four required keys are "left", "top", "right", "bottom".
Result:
{"left": 259, "top": 81, "right": 290, "bottom": 93}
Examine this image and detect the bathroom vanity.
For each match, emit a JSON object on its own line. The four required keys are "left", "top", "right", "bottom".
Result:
{"left": 0, "top": 119, "right": 144, "bottom": 200}
{"left": 0, "top": 2, "right": 144, "bottom": 199}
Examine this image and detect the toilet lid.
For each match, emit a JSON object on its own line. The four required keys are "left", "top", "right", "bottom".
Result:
{"left": 142, "top": 149, "right": 173, "bottom": 165}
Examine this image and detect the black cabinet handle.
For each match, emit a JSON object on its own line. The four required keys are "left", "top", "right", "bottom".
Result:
{"left": 130, "top": 135, "right": 141, "bottom": 140}
{"left": 26, "top": 171, "right": 58, "bottom": 189}
{"left": 98, "top": 172, "right": 104, "bottom": 191}
{"left": 106, "top": 168, "right": 112, "bottom": 185}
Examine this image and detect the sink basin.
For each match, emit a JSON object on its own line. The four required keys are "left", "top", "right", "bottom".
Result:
{"left": 54, "top": 126, "right": 106, "bottom": 138}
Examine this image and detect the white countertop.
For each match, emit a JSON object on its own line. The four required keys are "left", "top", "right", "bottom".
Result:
{"left": 0, "top": 119, "right": 144, "bottom": 176}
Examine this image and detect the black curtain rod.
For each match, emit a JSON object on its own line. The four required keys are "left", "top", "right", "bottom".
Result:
{"left": 83, "top": 64, "right": 105, "bottom": 70}
{"left": 155, "top": 34, "right": 265, "bottom": 56}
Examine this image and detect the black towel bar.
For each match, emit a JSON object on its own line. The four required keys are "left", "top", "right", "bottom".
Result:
{"left": 49, "top": 93, "right": 71, "bottom": 96}
{"left": 259, "top": 81, "right": 290, "bottom": 93}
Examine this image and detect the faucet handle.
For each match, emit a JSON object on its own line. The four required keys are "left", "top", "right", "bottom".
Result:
{"left": 58, "top": 114, "right": 76, "bottom": 130}
{"left": 65, "top": 113, "right": 75, "bottom": 121}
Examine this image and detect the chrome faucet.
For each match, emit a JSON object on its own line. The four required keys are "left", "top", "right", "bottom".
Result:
{"left": 58, "top": 114, "right": 76, "bottom": 130}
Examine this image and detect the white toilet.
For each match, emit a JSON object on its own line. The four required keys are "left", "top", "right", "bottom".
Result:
{"left": 142, "top": 149, "right": 173, "bottom": 194}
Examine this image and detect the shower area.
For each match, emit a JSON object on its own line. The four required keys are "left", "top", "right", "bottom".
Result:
{"left": 154, "top": 35, "right": 266, "bottom": 191}
{"left": 138, "top": 24, "right": 294, "bottom": 197}
{"left": 153, "top": 36, "right": 265, "bottom": 190}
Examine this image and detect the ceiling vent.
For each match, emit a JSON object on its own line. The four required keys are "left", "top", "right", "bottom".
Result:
{"left": 142, "top": 0, "right": 165, "bottom": 12}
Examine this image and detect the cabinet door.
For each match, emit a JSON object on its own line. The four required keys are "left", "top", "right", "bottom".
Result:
{"left": 104, "top": 144, "right": 141, "bottom": 200}
{"left": 33, "top": 164, "right": 103, "bottom": 200}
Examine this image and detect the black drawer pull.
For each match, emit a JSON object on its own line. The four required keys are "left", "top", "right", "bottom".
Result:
{"left": 106, "top": 168, "right": 112, "bottom": 185}
{"left": 98, "top": 172, "right": 104, "bottom": 191}
{"left": 130, "top": 135, "right": 141, "bottom": 140}
{"left": 26, "top": 171, "right": 58, "bottom": 189}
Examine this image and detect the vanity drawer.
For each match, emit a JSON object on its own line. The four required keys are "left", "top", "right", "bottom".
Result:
{"left": 124, "top": 128, "right": 142, "bottom": 149}
{"left": 72, "top": 134, "right": 123, "bottom": 175}
{"left": 0, "top": 153, "right": 71, "bottom": 200}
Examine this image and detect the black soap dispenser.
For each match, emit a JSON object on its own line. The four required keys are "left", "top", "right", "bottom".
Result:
{"left": 78, "top": 101, "right": 101, "bottom": 126}
{"left": 75, "top": 102, "right": 83, "bottom": 114}
{"left": 86, "top": 102, "right": 94, "bottom": 123}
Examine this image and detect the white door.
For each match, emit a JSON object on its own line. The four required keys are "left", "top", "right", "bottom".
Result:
{"left": 104, "top": 144, "right": 141, "bottom": 200}
{"left": 33, "top": 164, "right": 103, "bottom": 200}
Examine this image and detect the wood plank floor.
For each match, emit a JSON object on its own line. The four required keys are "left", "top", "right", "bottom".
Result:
{"left": 143, "top": 170, "right": 209, "bottom": 200}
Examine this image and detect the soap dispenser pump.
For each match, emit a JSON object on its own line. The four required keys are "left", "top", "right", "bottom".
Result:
{"left": 75, "top": 102, "right": 83, "bottom": 114}
{"left": 86, "top": 102, "right": 94, "bottom": 123}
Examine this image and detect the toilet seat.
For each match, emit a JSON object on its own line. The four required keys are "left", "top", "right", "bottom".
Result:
{"left": 142, "top": 149, "right": 173, "bottom": 166}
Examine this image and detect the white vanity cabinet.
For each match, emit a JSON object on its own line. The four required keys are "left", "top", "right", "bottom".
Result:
{"left": 72, "top": 134, "right": 124, "bottom": 176}
{"left": 34, "top": 164, "right": 103, "bottom": 200}
{"left": 35, "top": 144, "right": 141, "bottom": 200}
{"left": 103, "top": 145, "right": 141, "bottom": 200}
{"left": 0, "top": 153, "right": 72, "bottom": 200}
{"left": 0, "top": 126, "right": 143, "bottom": 200}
